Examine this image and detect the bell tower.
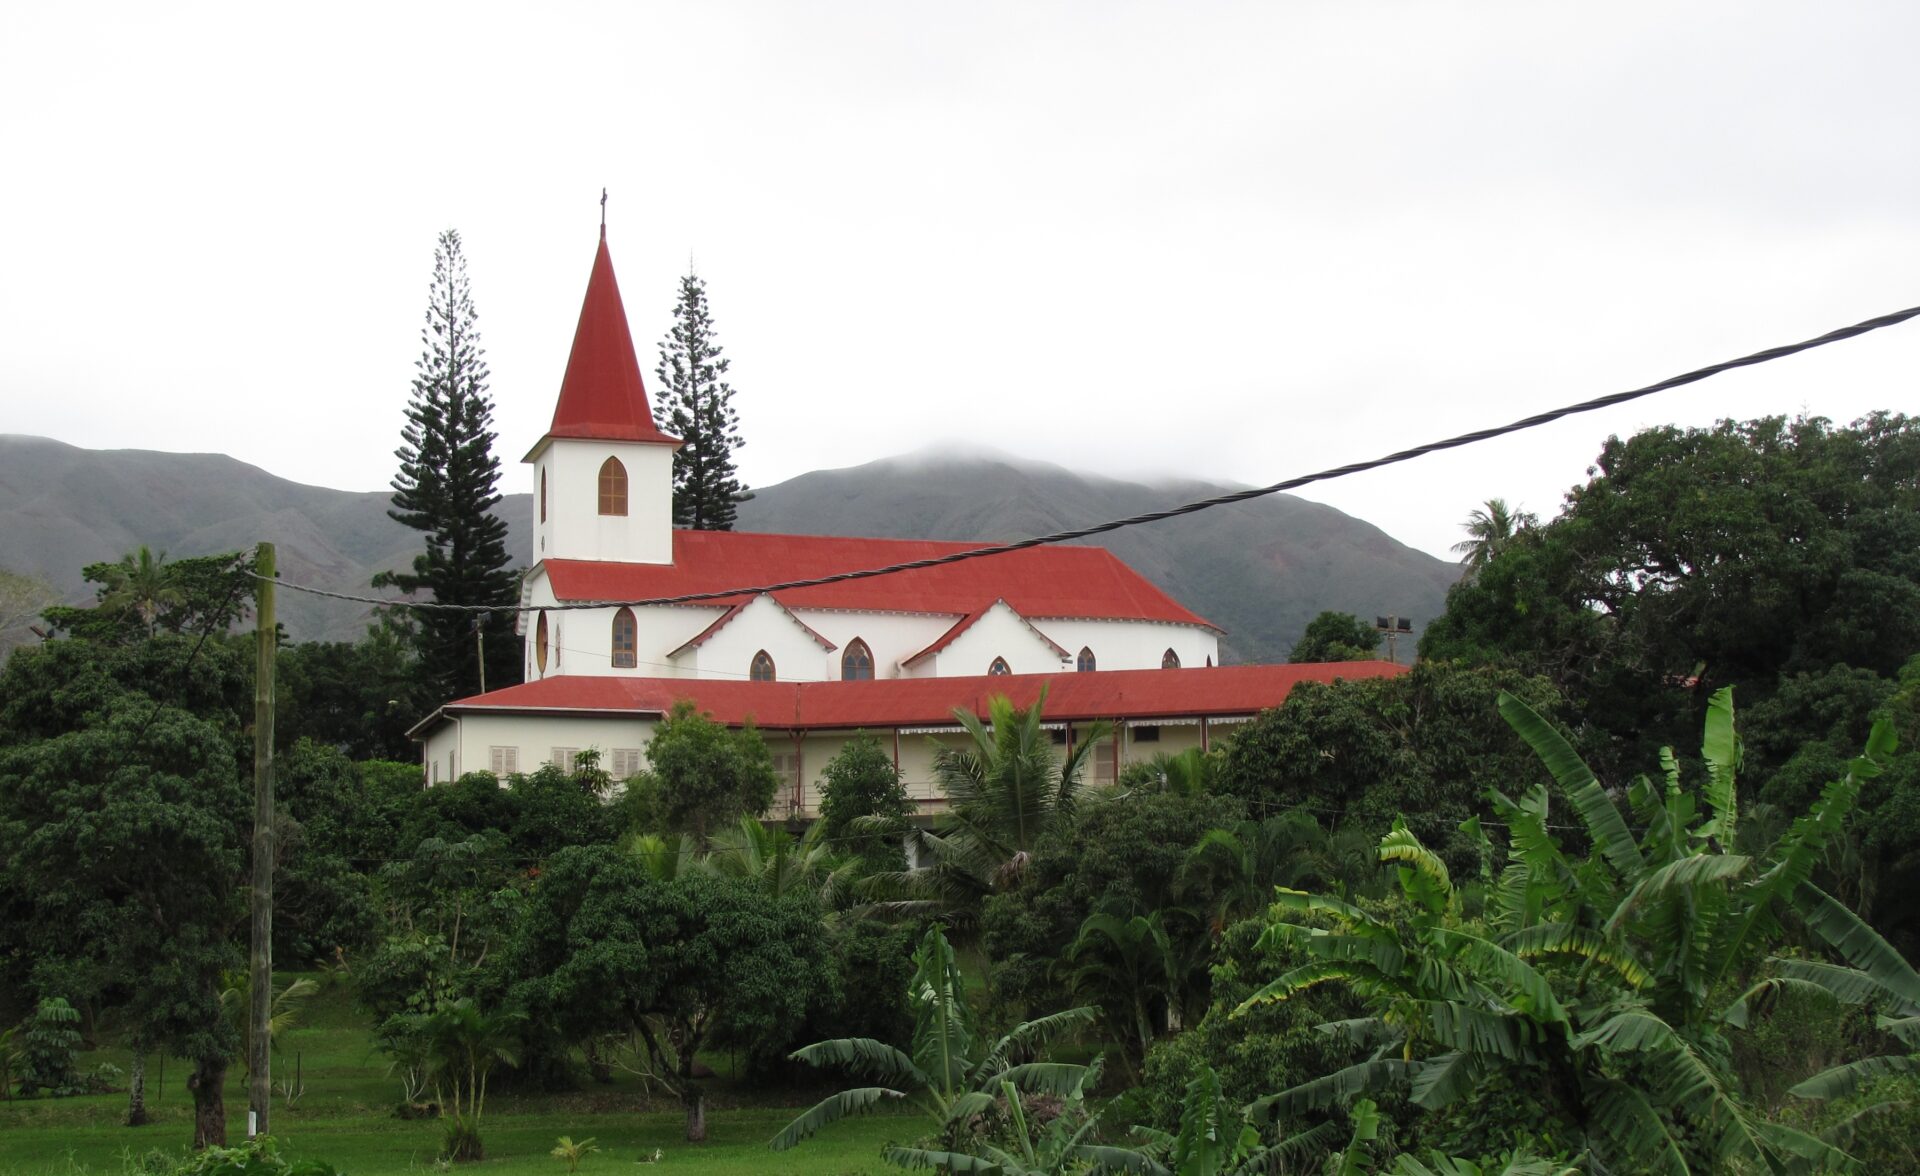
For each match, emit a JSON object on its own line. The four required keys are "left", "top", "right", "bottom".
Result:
{"left": 524, "top": 225, "right": 679, "bottom": 565}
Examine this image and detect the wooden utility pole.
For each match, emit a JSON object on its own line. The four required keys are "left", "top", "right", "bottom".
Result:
{"left": 248, "top": 543, "right": 276, "bottom": 1136}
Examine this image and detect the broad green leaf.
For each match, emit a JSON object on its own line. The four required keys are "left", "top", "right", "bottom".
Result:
{"left": 1797, "top": 885, "right": 1920, "bottom": 1013}
{"left": 768, "top": 1086, "right": 905, "bottom": 1151}
{"left": 1696, "top": 686, "right": 1737, "bottom": 847}
{"left": 1250, "top": 1059, "right": 1411, "bottom": 1121}
{"left": 1498, "top": 692, "right": 1643, "bottom": 879}
{"left": 1788, "top": 1054, "right": 1920, "bottom": 1101}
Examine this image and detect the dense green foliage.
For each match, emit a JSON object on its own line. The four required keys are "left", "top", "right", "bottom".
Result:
{"left": 981, "top": 787, "right": 1243, "bottom": 1030}
{"left": 772, "top": 924, "right": 1099, "bottom": 1158}
{"left": 1232, "top": 690, "right": 1911, "bottom": 1171}
{"left": 7, "top": 407, "right": 1919, "bottom": 1169}
{"left": 505, "top": 845, "right": 837, "bottom": 1141}
{"left": 653, "top": 269, "right": 750, "bottom": 530}
{"left": 1288, "top": 610, "right": 1381, "bottom": 663}
{"left": 1422, "top": 414, "right": 1920, "bottom": 765}
{"left": 1212, "top": 661, "right": 1568, "bottom": 870}
{"left": 817, "top": 732, "right": 912, "bottom": 871}
{"left": 625, "top": 701, "right": 779, "bottom": 842}
{"left": 41, "top": 550, "right": 255, "bottom": 646}
{"left": 374, "top": 228, "right": 520, "bottom": 699}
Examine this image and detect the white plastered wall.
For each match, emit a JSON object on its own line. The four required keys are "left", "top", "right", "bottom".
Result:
{"left": 531, "top": 439, "right": 676, "bottom": 565}
{"left": 789, "top": 609, "right": 960, "bottom": 679}
{"left": 911, "top": 601, "right": 1073, "bottom": 678}
{"left": 522, "top": 567, "right": 730, "bottom": 679}
{"left": 422, "top": 710, "right": 1240, "bottom": 816}
{"left": 1030, "top": 618, "right": 1221, "bottom": 671}
{"left": 683, "top": 594, "right": 836, "bottom": 681}
{"left": 419, "top": 711, "right": 661, "bottom": 785}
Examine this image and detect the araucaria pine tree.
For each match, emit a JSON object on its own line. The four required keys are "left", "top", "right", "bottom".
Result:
{"left": 376, "top": 229, "right": 520, "bottom": 699}
{"left": 653, "top": 269, "right": 749, "bottom": 530}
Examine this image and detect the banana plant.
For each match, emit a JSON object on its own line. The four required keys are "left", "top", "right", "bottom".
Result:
{"left": 771, "top": 923, "right": 1099, "bottom": 1153}
{"left": 1232, "top": 687, "right": 1899, "bottom": 1174}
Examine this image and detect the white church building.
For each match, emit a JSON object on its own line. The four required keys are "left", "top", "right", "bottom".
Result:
{"left": 410, "top": 228, "right": 1403, "bottom": 817}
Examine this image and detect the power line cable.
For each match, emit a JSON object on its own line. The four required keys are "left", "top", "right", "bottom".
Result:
{"left": 258, "top": 302, "right": 1920, "bottom": 614}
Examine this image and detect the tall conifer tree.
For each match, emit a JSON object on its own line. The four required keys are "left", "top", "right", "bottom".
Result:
{"left": 653, "top": 269, "right": 749, "bottom": 530}
{"left": 376, "top": 230, "right": 520, "bottom": 699}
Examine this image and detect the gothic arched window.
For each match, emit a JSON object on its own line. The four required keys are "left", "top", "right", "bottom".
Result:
{"left": 611, "top": 607, "right": 638, "bottom": 668}
{"left": 540, "top": 468, "right": 548, "bottom": 523}
{"left": 750, "top": 650, "right": 776, "bottom": 682}
{"left": 1077, "top": 646, "right": 1096, "bottom": 672}
{"left": 1161, "top": 648, "right": 1181, "bottom": 670}
{"left": 535, "top": 612, "right": 550, "bottom": 673}
{"left": 598, "top": 457, "right": 628, "bottom": 516}
{"left": 988, "top": 657, "right": 1011, "bottom": 676}
{"left": 842, "top": 638, "right": 874, "bottom": 681}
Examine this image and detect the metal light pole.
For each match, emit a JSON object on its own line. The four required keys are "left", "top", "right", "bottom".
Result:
{"left": 1374, "top": 614, "right": 1414, "bottom": 664}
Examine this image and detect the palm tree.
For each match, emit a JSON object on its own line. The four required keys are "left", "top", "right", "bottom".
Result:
{"left": 218, "top": 970, "right": 319, "bottom": 1080}
{"left": 1450, "top": 499, "right": 1537, "bottom": 575}
{"left": 626, "top": 831, "right": 702, "bottom": 882}
{"left": 1061, "top": 911, "right": 1188, "bottom": 1069}
{"left": 1177, "top": 809, "right": 1375, "bottom": 934}
{"left": 770, "top": 923, "right": 1098, "bottom": 1154}
{"left": 98, "top": 545, "right": 183, "bottom": 636}
{"left": 1121, "top": 748, "right": 1213, "bottom": 796}
{"left": 704, "top": 816, "right": 863, "bottom": 912}
{"left": 929, "top": 689, "right": 1110, "bottom": 889}
{"left": 865, "top": 691, "right": 1110, "bottom": 929}
{"left": 400, "top": 999, "right": 524, "bottom": 1162}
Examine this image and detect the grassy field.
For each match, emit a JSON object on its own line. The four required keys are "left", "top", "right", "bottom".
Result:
{"left": 0, "top": 978, "right": 918, "bottom": 1175}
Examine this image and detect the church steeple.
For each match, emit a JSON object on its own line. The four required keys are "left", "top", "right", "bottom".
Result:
{"left": 540, "top": 230, "right": 680, "bottom": 449}
{"left": 525, "top": 219, "right": 679, "bottom": 567}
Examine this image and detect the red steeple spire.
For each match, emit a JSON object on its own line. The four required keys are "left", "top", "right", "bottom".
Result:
{"left": 540, "top": 228, "right": 680, "bottom": 449}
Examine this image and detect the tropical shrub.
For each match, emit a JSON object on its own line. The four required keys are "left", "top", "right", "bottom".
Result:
{"left": 16, "top": 997, "right": 83, "bottom": 1097}
{"left": 771, "top": 923, "right": 1099, "bottom": 1156}
{"left": 982, "top": 786, "right": 1240, "bottom": 1023}
{"left": 1233, "top": 688, "right": 1912, "bottom": 1171}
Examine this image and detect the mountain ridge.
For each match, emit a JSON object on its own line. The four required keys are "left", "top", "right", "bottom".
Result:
{"left": 0, "top": 435, "right": 1457, "bottom": 663}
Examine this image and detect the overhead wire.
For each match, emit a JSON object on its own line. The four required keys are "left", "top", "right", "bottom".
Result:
{"left": 254, "top": 301, "right": 1920, "bottom": 613}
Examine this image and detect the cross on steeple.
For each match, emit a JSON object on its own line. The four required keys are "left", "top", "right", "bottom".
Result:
{"left": 600, "top": 188, "right": 608, "bottom": 238}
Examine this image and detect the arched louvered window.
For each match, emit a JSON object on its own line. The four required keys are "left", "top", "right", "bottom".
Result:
{"left": 988, "top": 657, "right": 1011, "bottom": 676}
{"left": 1161, "top": 648, "right": 1181, "bottom": 669}
{"left": 611, "top": 607, "right": 638, "bottom": 668}
{"left": 540, "top": 468, "right": 548, "bottom": 523}
{"left": 750, "top": 650, "right": 776, "bottom": 682}
{"left": 535, "top": 612, "right": 550, "bottom": 673}
{"left": 1077, "top": 646, "right": 1096, "bottom": 672}
{"left": 598, "top": 457, "right": 628, "bottom": 516}
{"left": 1206, "top": 655, "right": 1213, "bottom": 668}
{"left": 842, "top": 638, "right": 874, "bottom": 681}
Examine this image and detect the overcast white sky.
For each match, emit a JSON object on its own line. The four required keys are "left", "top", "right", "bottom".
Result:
{"left": 4, "top": 2, "right": 1916, "bottom": 560}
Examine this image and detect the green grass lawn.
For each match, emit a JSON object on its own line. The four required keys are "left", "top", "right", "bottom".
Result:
{"left": 0, "top": 978, "right": 919, "bottom": 1175}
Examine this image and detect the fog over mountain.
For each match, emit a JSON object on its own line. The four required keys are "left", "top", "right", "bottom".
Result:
{"left": 1, "top": 435, "right": 1457, "bottom": 663}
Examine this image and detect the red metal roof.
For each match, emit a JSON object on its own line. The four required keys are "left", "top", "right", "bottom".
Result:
{"left": 540, "top": 533, "right": 1219, "bottom": 629}
{"left": 535, "top": 231, "right": 680, "bottom": 453}
{"left": 420, "top": 661, "right": 1406, "bottom": 734}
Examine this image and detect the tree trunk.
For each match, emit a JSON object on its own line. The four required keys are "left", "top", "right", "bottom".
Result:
{"left": 126, "top": 1052, "right": 150, "bottom": 1126}
{"left": 585, "top": 1039, "right": 613, "bottom": 1085}
{"left": 683, "top": 1087, "right": 706, "bottom": 1142}
{"left": 188, "top": 1057, "right": 226, "bottom": 1149}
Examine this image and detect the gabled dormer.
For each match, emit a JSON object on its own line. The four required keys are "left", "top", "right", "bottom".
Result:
{"left": 524, "top": 227, "right": 680, "bottom": 565}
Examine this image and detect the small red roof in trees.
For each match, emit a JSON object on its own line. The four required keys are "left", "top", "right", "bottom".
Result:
{"left": 535, "top": 232, "right": 680, "bottom": 453}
